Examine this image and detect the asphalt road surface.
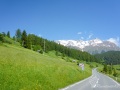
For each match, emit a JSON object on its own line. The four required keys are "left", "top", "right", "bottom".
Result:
{"left": 60, "top": 68, "right": 120, "bottom": 90}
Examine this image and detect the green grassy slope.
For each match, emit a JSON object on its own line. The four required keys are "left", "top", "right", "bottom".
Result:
{"left": 0, "top": 44, "right": 92, "bottom": 90}
{"left": 3, "top": 36, "right": 20, "bottom": 46}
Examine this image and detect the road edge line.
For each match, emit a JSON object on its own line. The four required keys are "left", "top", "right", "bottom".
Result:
{"left": 59, "top": 75, "right": 93, "bottom": 90}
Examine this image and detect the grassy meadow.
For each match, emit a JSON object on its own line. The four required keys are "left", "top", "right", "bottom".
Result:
{"left": 0, "top": 44, "right": 92, "bottom": 90}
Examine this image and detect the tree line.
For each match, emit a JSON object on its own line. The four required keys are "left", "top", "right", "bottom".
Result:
{"left": 0, "top": 29, "right": 98, "bottom": 62}
{"left": 102, "top": 64, "right": 118, "bottom": 77}
{"left": 95, "top": 51, "right": 120, "bottom": 65}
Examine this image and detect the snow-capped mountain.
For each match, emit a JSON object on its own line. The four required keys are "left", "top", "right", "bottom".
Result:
{"left": 56, "top": 38, "right": 120, "bottom": 54}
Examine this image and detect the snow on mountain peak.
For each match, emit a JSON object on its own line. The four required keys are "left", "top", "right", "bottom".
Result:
{"left": 56, "top": 38, "right": 120, "bottom": 54}
{"left": 92, "top": 38, "right": 103, "bottom": 43}
{"left": 56, "top": 38, "right": 119, "bottom": 49}
{"left": 107, "top": 38, "right": 119, "bottom": 46}
{"left": 57, "top": 39, "right": 103, "bottom": 48}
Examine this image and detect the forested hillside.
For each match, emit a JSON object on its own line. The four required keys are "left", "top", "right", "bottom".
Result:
{"left": 0, "top": 29, "right": 98, "bottom": 62}
{"left": 0, "top": 30, "right": 93, "bottom": 90}
{"left": 95, "top": 51, "right": 120, "bottom": 65}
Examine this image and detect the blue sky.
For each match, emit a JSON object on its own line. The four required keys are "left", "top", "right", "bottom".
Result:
{"left": 0, "top": 0, "right": 120, "bottom": 45}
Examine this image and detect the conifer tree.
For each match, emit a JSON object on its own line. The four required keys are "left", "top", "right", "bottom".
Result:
{"left": 103, "top": 64, "right": 107, "bottom": 73}
{"left": 21, "top": 30, "right": 27, "bottom": 48}
{"left": 7, "top": 31, "right": 10, "bottom": 38}
{"left": 113, "top": 69, "right": 117, "bottom": 77}
{"left": 16, "top": 29, "right": 22, "bottom": 42}
{"left": 0, "top": 33, "right": 4, "bottom": 42}
{"left": 108, "top": 66, "right": 112, "bottom": 74}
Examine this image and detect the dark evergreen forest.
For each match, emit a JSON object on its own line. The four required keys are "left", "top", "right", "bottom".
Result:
{"left": 95, "top": 51, "right": 120, "bottom": 65}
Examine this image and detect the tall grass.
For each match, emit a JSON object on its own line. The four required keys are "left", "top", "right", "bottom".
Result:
{"left": 0, "top": 44, "right": 92, "bottom": 90}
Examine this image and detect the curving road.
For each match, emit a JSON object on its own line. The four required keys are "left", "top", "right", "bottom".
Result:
{"left": 60, "top": 68, "right": 120, "bottom": 90}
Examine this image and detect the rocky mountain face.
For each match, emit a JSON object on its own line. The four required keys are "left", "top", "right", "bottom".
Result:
{"left": 56, "top": 38, "right": 120, "bottom": 54}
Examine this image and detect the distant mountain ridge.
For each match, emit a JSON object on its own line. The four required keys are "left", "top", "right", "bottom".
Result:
{"left": 56, "top": 38, "right": 120, "bottom": 54}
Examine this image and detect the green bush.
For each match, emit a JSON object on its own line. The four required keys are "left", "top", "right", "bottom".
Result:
{"left": 33, "top": 45, "right": 42, "bottom": 51}
{"left": 89, "top": 64, "right": 94, "bottom": 68}
{"left": 39, "top": 50, "right": 43, "bottom": 54}
{"left": 113, "top": 69, "right": 118, "bottom": 77}
{"left": 96, "top": 64, "right": 98, "bottom": 67}
{"left": 4, "top": 39, "right": 12, "bottom": 44}
{"left": 0, "top": 33, "right": 4, "bottom": 42}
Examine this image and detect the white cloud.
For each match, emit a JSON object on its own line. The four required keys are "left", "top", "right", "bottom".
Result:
{"left": 77, "top": 32, "right": 82, "bottom": 35}
{"left": 77, "top": 31, "right": 95, "bottom": 40}
{"left": 107, "top": 37, "right": 120, "bottom": 46}
{"left": 88, "top": 33, "right": 93, "bottom": 39}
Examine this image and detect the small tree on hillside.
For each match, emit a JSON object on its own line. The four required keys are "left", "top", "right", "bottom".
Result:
{"left": 103, "top": 64, "right": 108, "bottom": 73}
{"left": 7, "top": 31, "right": 10, "bottom": 38}
{"left": 16, "top": 29, "right": 22, "bottom": 42}
{"left": 2, "top": 32, "right": 6, "bottom": 37}
{"left": 21, "top": 30, "right": 27, "bottom": 48}
{"left": 108, "top": 66, "right": 112, "bottom": 75}
{"left": 113, "top": 68, "right": 117, "bottom": 77}
{"left": 0, "top": 33, "right": 4, "bottom": 42}
{"left": 56, "top": 51, "right": 59, "bottom": 56}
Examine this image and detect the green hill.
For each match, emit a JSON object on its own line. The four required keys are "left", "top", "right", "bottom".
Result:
{"left": 0, "top": 43, "right": 92, "bottom": 90}
{"left": 95, "top": 51, "right": 120, "bottom": 65}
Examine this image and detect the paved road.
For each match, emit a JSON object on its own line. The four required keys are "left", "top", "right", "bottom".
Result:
{"left": 60, "top": 68, "right": 120, "bottom": 90}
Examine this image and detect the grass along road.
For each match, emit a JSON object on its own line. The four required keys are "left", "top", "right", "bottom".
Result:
{"left": 0, "top": 44, "right": 92, "bottom": 90}
{"left": 60, "top": 69, "right": 120, "bottom": 90}
{"left": 97, "top": 64, "right": 120, "bottom": 83}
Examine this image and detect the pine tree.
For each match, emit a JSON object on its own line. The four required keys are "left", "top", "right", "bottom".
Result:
{"left": 108, "top": 66, "right": 112, "bottom": 75}
{"left": 55, "top": 51, "right": 58, "bottom": 56}
{"left": 7, "top": 31, "right": 10, "bottom": 38}
{"left": 16, "top": 29, "right": 22, "bottom": 42}
{"left": 103, "top": 64, "right": 107, "bottom": 73}
{"left": 21, "top": 30, "right": 27, "bottom": 48}
{"left": 0, "top": 33, "right": 4, "bottom": 42}
{"left": 113, "top": 69, "right": 117, "bottom": 77}
{"left": 27, "top": 36, "right": 32, "bottom": 49}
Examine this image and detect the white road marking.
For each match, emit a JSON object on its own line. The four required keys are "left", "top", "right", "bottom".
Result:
{"left": 89, "top": 76, "right": 99, "bottom": 88}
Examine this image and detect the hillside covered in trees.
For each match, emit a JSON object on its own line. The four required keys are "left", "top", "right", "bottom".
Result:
{"left": 0, "top": 29, "right": 98, "bottom": 62}
{"left": 95, "top": 51, "right": 120, "bottom": 65}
